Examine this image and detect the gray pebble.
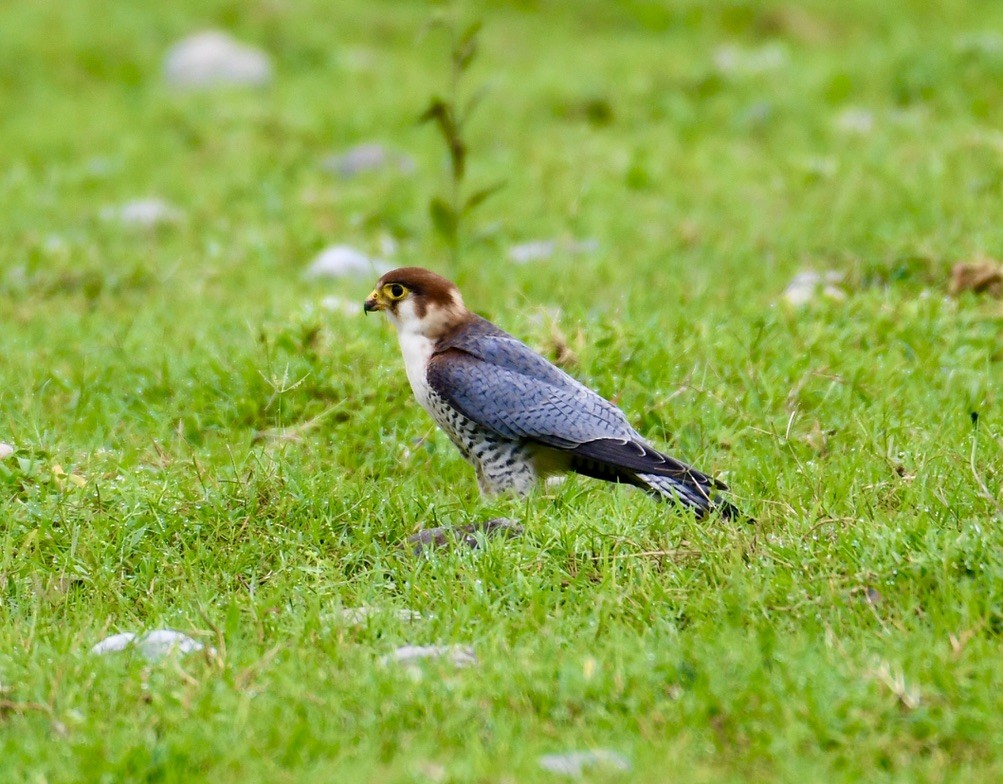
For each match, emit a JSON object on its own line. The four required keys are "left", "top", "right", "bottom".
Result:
{"left": 834, "top": 107, "right": 875, "bottom": 135}
{"left": 320, "top": 143, "right": 416, "bottom": 178}
{"left": 713, "top": 43, "right": 787, "bottom": 75}
{"left": 508, "top": 238, "right": 598, "bottom": 265}
{"left": 100, "top": 199, "right": 182, "bottom": 230}
{"left": 164, "top": 30, "right": 272, "bottom": 89}
{"left": 319, "top": 295, "right": 360, "bottom": 317}
{"left": 90, "top": 629, "right": 209, "bottom": 661}
{"left": 304, "top": 245, "right": 391, "bottom": 279}
{"left": 408, "top": 518, "right": 523, "bottom": 555}
{"left": 538, "top": 750, "right": 631, "bottom": 778}
{"left": 337, "top": 606, "right": 422, "bottom": 626}
{"left": 782, "top": 270, "right": 846, "bottom": 307}
{"left": 383, "top": 645, "right": 476, "bottom": 667}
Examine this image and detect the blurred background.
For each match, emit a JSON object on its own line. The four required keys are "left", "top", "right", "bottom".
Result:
{"left": 6, "top": 0, "right": 1003, "bottom": 302}
{"left": 2, "top": 0, "right": 1001, "bottom": 448}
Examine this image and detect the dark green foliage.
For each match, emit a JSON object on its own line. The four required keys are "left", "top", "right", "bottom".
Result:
{"left": 418, "top": 16, "right": 503, "bottom": 265}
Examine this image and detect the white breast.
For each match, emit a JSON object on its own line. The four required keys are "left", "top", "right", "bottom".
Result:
{"left": 396, "top": 329, "right": 436, "bottom": 413}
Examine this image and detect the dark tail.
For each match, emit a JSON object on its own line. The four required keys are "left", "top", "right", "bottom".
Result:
{"left": 634, "top": 471, "right": 745, "bottom": 521}
{"left": 566, "top": 437, "right": 748, "bottom": 521}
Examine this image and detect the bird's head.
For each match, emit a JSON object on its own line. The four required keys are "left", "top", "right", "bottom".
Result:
{"left": 364, "top": 267, "right": 467, "bottom": 337}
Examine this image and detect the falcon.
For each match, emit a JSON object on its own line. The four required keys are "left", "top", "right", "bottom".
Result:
{"left": 364, "top": 267, "right": 740, "bottom": 519}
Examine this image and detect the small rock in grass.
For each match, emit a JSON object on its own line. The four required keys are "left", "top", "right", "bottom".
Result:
{"left": 100, "top": 199, "right": 182, "bottom": 230}
{"left": 320, "top": 295, "right": 360, "bottom": 317}
{"left": 413, "top": 761, "right": 447, "bottom": 782}
{"left": 538, "top": 749, "right": 632, "bottom": 778}
{"left": 384, "top": 645, "right": 477, "bottom": 668}
{"left": 0, "top": 443, "right": 13, "bottom": 460}
{"left": 378, "top": 233, "right": 399, "bottom": 257}
{"left": 834, "top": 107, "right": 875, "bottom": 135}
{"left": 305, "top": 245, "right": 391, "bottom": 279}
{"left": 320, "top": 143, "right": 416, "bottom": 178}
{"left": 508, "top": 238, "right": 598, "bottom": 264}
{"left": 136, "top": 630, "right": 209, "bottom": 659}
{"left": 4, "top": 265, "right": 29, "bottom": 291}
{"left": 408, "top": 518, "right": 523, "bottom": 555}
{"left": 509, "top": 240, "right": 557, "bottom": 264}
{"left": 164, "top": 30, "right": 272, "bottom": 89}
{"left": 90, "top": 629, "right": 208, "bottom": 661}
{"left": 90, "top": 632, "right": 138, "bottom": 655}
{"left": 949, "top": 258, "right": 1003, "bottom": 298}
{"left": 338, "top": 606, "right": 422, "bottom": 626}
{"left": 956, "top": 31, "right": 1003, "bottom": 56}
{"left": 798, "top": 155, "right": 837, "bottom": 180}
{"left": 782, "top": 270, "right": 846, "bottom": 307}
{"left": 713, "top": 43, "right": 787, "bottom": 75}
{"left": 567, "top": 238, "right": 600, "bottom": 256}
{"left": 737, "top": 100, "right": 774, "bottom": 130}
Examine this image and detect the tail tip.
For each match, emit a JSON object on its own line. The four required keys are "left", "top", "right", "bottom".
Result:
{"left": 712, "top": 496, "right": 754, "bottom": 523}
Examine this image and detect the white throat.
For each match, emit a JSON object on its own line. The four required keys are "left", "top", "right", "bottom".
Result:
{"left": 385, "top": 300, "right": 436, "bottom": 412}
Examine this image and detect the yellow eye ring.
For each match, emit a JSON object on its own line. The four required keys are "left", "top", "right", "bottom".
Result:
{"left": 383, "top": 283, "right": 407, "bottom": 300}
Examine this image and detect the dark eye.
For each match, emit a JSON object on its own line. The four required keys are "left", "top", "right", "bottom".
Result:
{"left": 388, "top": 284, "right": 406, "bottom": 299}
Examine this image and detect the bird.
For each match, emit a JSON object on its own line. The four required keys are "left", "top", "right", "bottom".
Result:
{"left": 364, "top": 267, "right": 740, "bottom": 519}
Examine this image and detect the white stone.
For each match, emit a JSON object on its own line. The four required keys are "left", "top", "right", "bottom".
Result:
{"left": 714, "top": 43, "right": 787, "bottom": 75}
{"left": 337, "top": 606, "right": 422, "bottom": 626}
{"left": 538, "top": 750, "right": 631, "bottom": 778}
{"left": 136, "top": 630, "right": 206, "bottom": 659}
{"left": 508, "top": 238, "right": 598, "bottom": 264}
{"left": 800, "top": 156, "right": 837, "bottom": 179}
{"left": 90, "top": 629, "right": 207, "bottom": 660}
{"left": 4, "top": 265, "right": 28, "bottom": 291}
{"left": 100, "top": 199, "right": 182, "bottom": 229}
{"left": 956, "top": 31, "right": 1003, "bottom": 55}
{"left": 378, "top": 233, "right": 399, "bottom": 257}
{"left": 319, "top": 295, "right": 360, "bottom": 317}
{"left": 42, "top": 235, "right": 70, "bottom": 256}
{"left": 90, "top": 632, "right": 138, "bottom": 655}
{"left": 383, "top": 645, "right": 476, "bottom": 667}
{"left": 304, "top": 245, "right": 391, "bottom": 279}
{"left": 783, "top": 270, "right": 846, "bottom": 307}
{"left": 164, "top": 31, "right": 272, "bottom": 89}
{"left": 509, "top": 240, "right": 557, "bottom": 264}
{"left": 0, "top": 443, "right": 13, "bottom": 460}
{"left": 320, "top": 143, "right": 416, "bottom": 178}
{"left": 834, "top": 107, "right": 875, "bottom": 135}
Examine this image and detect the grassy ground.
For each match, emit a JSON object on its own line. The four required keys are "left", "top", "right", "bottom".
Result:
{"left": 3, "top": 0, "right": 1003, "bottom": 781}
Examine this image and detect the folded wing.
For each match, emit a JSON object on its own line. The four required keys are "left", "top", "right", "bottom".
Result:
{"left": 427, "top": 320, "right": 732, "bottom": 515}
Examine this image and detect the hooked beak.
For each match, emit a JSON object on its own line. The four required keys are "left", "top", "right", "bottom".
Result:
{"left": 363, "top": 289, "right": 385, "bottom": 314}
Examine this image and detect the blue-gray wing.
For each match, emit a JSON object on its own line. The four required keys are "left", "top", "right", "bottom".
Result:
{"left": 427, "top": 334, "right": 637, "bottom": 448}
{"left": 427, "top": 319, "right": 726, "bottom": 491}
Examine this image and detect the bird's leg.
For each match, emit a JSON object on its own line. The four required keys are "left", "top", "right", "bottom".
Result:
{"left": 474, "top": 464, "right": 495, "bottom": 496}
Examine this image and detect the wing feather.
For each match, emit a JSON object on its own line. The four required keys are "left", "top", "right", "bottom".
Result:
{"left": 428, "top": 328, "right": 635, "bottom": 449}
{"left": 427, "top": 319, "right": 726, "bottom": 490}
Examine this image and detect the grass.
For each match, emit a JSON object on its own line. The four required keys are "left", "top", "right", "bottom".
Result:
{"left": 2, "top": 0, "right": 1003, "bottom": 780}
